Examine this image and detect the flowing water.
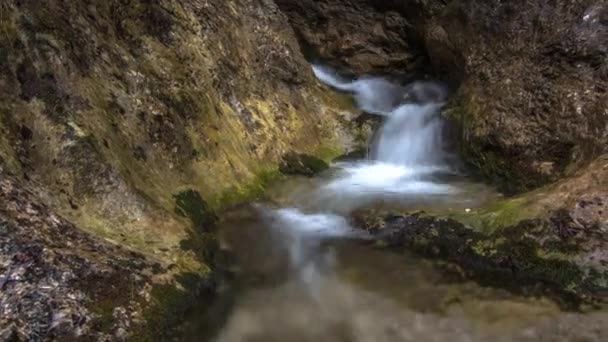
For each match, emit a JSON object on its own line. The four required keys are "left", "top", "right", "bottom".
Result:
{"left": 181, "top": 65, "right": 608, "bottom": 341}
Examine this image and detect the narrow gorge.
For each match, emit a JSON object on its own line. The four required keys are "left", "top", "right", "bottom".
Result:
{"left": 0, "top": 0, "right": 607, "bottom": 341}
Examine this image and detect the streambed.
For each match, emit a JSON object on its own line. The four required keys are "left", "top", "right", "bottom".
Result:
{"left": 179, "top": 66, "right": 608, "bottom": 341}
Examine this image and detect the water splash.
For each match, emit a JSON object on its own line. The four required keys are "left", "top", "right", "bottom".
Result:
{"left": 265, "top": 208, "right": 352, "bottom": 296}
{"left": 324, "top": 162, "right": 455, "bottom": 196}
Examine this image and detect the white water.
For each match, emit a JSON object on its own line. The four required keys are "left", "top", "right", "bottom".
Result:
{"left": 312, "top": 64, "right": 455, "bottom": 201}
{"left": 324, "top": 162, "right": 455, "bottom": 197}
{"left": 373, "top": 103, "right": 445, "bottom": 166}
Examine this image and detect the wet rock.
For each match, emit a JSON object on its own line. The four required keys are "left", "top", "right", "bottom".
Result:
{"left": 0, "top": 0, "right": 351, "bottom": 276}
{"left": 352, "top": 208, "right": 608, "bottom": 309}
{"left": 428, "top": 0, "right": 608, "bottom": 192}
{"left": 1, "top": 0, "right": 357, "bottom": 338}
{"left": 0, "top": 172, "right": 159, "bottom": 340}
{"left": 333, "top": 148, "right": 368, "bottom": 162}
{"left": 279, "top": 152, "right": 330, "bottom": 177}
{"left": 350, "top": 208, "right": 389, "bottom": 233}
{"left": 275, "top": 0, "right": 422, "bottom": 75}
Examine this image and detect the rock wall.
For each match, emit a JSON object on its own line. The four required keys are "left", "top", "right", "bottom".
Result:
{"left": 428, "top": 0, "right": 608, "bottom": 193}
{"left": 0, "top": 0, "right": 357, "bottom": 339}
{"left": 0, "top": 0, "right": 355, "bottom": 262}
{"left": 274, "top": 0, "right": 413, "bottom": 74}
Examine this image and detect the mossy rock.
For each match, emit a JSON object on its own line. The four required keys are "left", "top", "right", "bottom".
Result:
{"left": 356, "top": 212, "right": 606, "bottom": 310}
{"left": 279, "top": 151, "right": 329, "bottom": 177}
{"left": 174, "top": 190, "right": 218, "bottom": 233}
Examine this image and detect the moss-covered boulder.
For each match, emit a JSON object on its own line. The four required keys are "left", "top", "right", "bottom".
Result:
{"left": 279, "top": 151, "right": 330, "bottom": 177}
{"left": 428, "top": 0, "right": 608, "bottom": 193}
{"left": 354, "top": 210, "right": 607, "bottom": 310}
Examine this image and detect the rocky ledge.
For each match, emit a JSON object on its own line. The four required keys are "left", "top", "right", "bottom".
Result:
{"left": 352, "top": 195, "right": 608, "bottom": 310}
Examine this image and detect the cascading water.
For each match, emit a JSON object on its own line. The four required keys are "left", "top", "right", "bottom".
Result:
{"left": 312, "top": 65, "right": 457, "bottom": 202}
{"left": 219, "top": 65, "right": 461, "bottom": 302}
{"left": 312, "top": 65, "right": 408, "bottom": 116}
{"left": 258, "top": 65, "right": 459, "bottom": 291}
{"left": 372, "top": 103, "right": 445, "bottom": 166}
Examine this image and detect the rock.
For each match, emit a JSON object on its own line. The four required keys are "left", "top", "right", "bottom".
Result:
{"left": 350, "top": 208, "right": 388, "bottom": 233}
{"left": 427, "top": 0, "right": 608, "bottom": 192}
{"left": 275, "top": 0, "right": 423, "bottom": 75}
{"left": 332, "top": 148, "right": 368, "bottom": 162}
{"left": 0, "top": 0, "right": 351, "bottom": 277}
{"left": 0, "top": 1, "right": 357, "bottom": 338}
{"left": 0, "top": 324, "right": 19, "bottom": 342}
{"left": 352, "top": 208, "right": 608, "bottom": 309}
{"left": 279, "top": 152, "right": 330, "bottom": 177}
{"left": 0, "top": 172, "right": 158, "bottom": 340}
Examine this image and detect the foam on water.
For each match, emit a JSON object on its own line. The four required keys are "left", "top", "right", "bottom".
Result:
{"left": 324, "top": 162, "right": 455, "bottom": 196}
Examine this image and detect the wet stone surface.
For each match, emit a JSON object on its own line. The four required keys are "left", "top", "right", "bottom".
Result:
{"left": 0, "top": 171, "right": 160, "bottom": 341}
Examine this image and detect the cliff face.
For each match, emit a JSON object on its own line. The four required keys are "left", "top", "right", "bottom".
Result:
{"left": 0, "top": 0, "right": 357, "bottom": 339}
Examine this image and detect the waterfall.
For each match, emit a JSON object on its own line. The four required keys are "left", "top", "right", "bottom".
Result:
{"left": 372, "top": 103, "right": 445, "bottom": 167}
{"left": 313, "top": 64, "right": 455, "bottom": 199}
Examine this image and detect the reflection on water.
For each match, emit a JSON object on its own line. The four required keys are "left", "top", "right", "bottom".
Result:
{"left": 181, "top": 204, "right": 608, "bottom": 342}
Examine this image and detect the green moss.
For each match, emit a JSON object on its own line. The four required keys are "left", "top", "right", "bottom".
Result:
{"left": 0, "top": 2, "right": 17, "bottom": 43}
{"left": 448, "top": 195, "right": 539, "bottom": 233}
{"left": 133, "top": 273, "right": 215, "bottom": 342}
{"left": 174, "top": 190, "right": 218, "bottom": 233}
{"left": 0, "top": 108, "right": 20, "bottom": 174}
{"left": 172, "top": 190, "right": 220, "bottom": 268}
{"left": 279, "top": 151, "right": 330, "bottom": 177}
{"left": 127, "top": 193, "right": 222, "bottom": 341}
{"left": 209, "top": 166, "right": 283, "bottom": 210}
{"left": 313, "top": 83, "right": 357, "bottom": 111}
{"left": 84, "top": 272, "right": 138, "bottom": 337}
{"left": 314, "top": 143, "right": 344, "bottom": 162}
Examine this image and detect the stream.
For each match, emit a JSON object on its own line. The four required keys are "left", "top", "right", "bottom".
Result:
{"left": 181, "top": 66, "right": 606, "bottom": 341}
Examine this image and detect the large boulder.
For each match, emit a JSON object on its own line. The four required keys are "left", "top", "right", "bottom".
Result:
{"left": 0, "top": 0, "right": 353, "bottom": 264}
{"left": 427, "top": 0, "right": 608, "bottom": 193}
